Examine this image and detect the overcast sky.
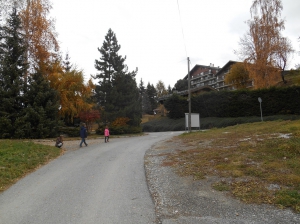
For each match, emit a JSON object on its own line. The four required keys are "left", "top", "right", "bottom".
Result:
{"left": 51, "top": 0, "right": 300, "bottom": 88}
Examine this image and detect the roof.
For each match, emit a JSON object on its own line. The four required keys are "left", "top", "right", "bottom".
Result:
{"left": 215, "top": 60, "right": 239, "bottom": 76}
{"left": 184, "top": 64, "right": 220, "bottom": 80}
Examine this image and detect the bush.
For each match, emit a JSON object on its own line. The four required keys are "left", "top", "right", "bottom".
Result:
{"left": 141, "top": 115, "right": 300, "bottom": 132}
{"left": 164, "top": 86, "right": 300, "bottom": 119}
{"left": 95, "top": 125, "right": 142, "bottom": 135}
{"left": 58, "top": 127, "right": 80, "bottom": 137}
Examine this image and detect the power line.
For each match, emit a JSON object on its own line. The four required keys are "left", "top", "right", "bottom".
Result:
{"left": 176, "top": 0, "right": 188, "bottom": 58}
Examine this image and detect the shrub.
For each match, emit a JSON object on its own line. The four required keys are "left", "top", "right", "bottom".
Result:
{"left": 58, "top": 127, "right": 79, "bottom": 137}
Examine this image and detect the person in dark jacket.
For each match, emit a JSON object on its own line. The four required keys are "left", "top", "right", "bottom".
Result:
{"left": 79, "top": 123, "right": 88, "bottom": 147}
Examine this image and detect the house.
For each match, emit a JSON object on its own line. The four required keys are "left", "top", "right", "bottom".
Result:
{"left": 184, "top": 61, "right": 254, "bottom": 91}
{"left": 214, "top": 60, "right": 238, "bottom": 91}
{"left": 184, "top": 63, "right": 220, "bottom": 89}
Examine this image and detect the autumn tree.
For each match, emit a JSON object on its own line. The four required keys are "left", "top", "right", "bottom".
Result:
{"left": 79, "top": 110, "right": 100, "bottom": 131}
{"left": 224, "top": 62, "right": 250, "bottom": 89}
{"left": 236, "top": 0, "right": 293, "bottom": 88}
{"left": 48, "top": 66, "right": 95, "bottom": 125}
{"left": 93, "top": 29, "right": 141, "bottom": 129}
{"left": 20, "top": 0, "right": 59, "bottom": 77}
{"left": 156, "top": 80, "right": 168, "bottom": 98}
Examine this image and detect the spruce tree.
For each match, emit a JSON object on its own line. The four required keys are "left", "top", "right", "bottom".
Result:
{"left": 0, "top": 7, "right": 27, "bottom": 138}
{"left": 21, "top": 71, "right": 61, "bottom": 138}
{"left": 93, "top": 29, "right": 141, "bottom": 128}
{"left": 139, "top": 79, "right": 151, "bottom": 114}
{"left": 146, "top": 83, "right": 158, "bottom": 114}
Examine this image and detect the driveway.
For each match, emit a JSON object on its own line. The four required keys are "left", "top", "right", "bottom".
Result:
{"left": 0, "top": 132, "right": 182, "bottom": 224}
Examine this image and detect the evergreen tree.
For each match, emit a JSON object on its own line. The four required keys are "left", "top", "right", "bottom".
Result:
{"left": 174, "top": 79, "right": 188, "bottom": 91}
{"left": 167, "top": 85, "right": 172, "bottom": 94}
{"left": 20, "top": 71, "right": 61, "bottom": 138}
{"left": 0, "top": 7, "right": 27, "bottom": 138}
{"left": 93, "top": 29, "right": 141, "bottom": 128}
{"left": 146, "top": 83, "right": 158, "bottom": 114}
{"left": 63, "top": 52, "right": 72, "bottom": 72}
{"left": 139, "top": 79, "right": 151, "bottom": 114}
{"left": 139, "top": 78, "right": 145, "bottom": 95}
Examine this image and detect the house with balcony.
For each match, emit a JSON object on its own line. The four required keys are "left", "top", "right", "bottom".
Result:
{"left": 184, "top": 63, "right": 220, "bottom": 89}
{"left": 183, "top": 61, "right": 255, "bottom": 91}
{"left": 214, "top": 60, "right": 237, "bottom": 91}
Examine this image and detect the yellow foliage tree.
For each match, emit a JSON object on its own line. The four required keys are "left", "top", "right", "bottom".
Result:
{"left": 224, "top": 63, "right": 250, "bottom": 89}
{"left": 48, "top": 63, "right": 95, "bottom": 124}
{"left": 236, "top": 0, "right": 293, "bottom": 89}
{"left": 20, "top": 0, "right": 59, "bottom": 75}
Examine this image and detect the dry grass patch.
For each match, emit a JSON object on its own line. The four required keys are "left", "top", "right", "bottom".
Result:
{"left": 163, "top": 120, "right": 300, "bottom": 212}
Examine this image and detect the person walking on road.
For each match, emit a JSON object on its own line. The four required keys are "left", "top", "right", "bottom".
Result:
{"left": 80, "top": 123, "right": 88, "bottom": 147}
{"left": 104, "top": 126, "right": 110, "bottom": 143}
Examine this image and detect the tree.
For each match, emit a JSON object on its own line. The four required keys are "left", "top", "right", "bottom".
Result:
{"left": 224, "top": 62, "right": 250, "bottom": 89}
{"left": 0, "top": 0, "right": 26, "bottom": 24}
{"left": 174, "top": 79, "right": 188, "bottom": 91}
{"left": 156, "top": 80, "right": 168, "bottom": 98}
{"left": 79, "top": 110, "right": 100, "bottom": 132}
{"left": 93, "top": 29, "right": 141, "bottom": 128}
{"left": 20, "top": 70, "right": 61, "bottom": 138}
{"left": 139, "top": 78, "right": 151, "bottom": 114}
{"left": 48, "top": 66, "right": 95, "bottom": 125}
{"left": 146, "top": 82, "right": 157, "bottom": 114}
{"left": 63, "top": 52, "right": 72, "bottom": 72}
{"left": 167, "top": 85, "right": 172, "bottom": 94}
{"left": 274, "top": 37, "right": 294, "bottom": 83}
{"left": 20, "top": 0, "right": 59, "bottom": 76}
{"left": 236, "top": 0, "right": 293, "bottom": 88}
{"left": 0, "top": 7, "right": 27, "bottom": 138}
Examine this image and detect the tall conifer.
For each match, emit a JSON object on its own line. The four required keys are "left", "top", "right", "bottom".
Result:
{"left": 21, "top": 71, "right": 60, "bottom": 138}
{"left": 93, "top": 29, "right": 141, "bottom": 128}
{"left": 0, "top": 7, "right": 27, "bottom": 138}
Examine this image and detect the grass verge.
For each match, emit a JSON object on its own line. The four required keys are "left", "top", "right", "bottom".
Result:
{"left": 0, "top": 140, "right": 61, "bottom": 192}
{"left": 163, "top": 119, "right": 300, "bottom": 212}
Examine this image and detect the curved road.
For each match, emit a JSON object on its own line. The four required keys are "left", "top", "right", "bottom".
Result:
{"left": 0, "top": 132, "right": 182, "bottom": 224}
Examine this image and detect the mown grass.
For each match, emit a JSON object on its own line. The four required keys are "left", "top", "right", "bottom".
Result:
{"left": 164, "top": 119, "right": 300, "bottom": 212}
{"left": 0, "top": 140, "right": 61, "bottom": 192}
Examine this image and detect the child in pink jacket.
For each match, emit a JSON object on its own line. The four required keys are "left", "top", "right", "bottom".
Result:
{"left": 104, "top": 126, "right": 110, "bottom": 143}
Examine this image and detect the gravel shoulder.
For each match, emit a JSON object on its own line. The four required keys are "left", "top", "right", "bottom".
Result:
{"left": 144, "top": 138, "right": 300, "bottom": 224}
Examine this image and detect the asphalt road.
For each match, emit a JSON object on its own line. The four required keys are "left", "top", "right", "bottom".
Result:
{"left": 0, "top": 132, "right": 182, "bottom": 224}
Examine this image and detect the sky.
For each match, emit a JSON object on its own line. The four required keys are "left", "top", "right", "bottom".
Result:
{"left": 51, "top": 0, "right": 300, "bottom": 88}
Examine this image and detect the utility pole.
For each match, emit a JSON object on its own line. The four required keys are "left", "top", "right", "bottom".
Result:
{"left": 188, "top": 57, "right": 191, "bottom": 132}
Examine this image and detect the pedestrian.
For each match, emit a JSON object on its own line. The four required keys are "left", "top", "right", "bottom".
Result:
{"left": 55, "top": 135, "right": 63, "bottom": 148}
{"left": 79, "top": 123, "right": 88, "bottom": 147}
{"left": 104, "top": 126, "right": 110, "bottom": 143}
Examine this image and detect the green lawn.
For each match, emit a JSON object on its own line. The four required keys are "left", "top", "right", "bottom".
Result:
{"left": 0, "top": 140, "right": 61, "bottom": 192}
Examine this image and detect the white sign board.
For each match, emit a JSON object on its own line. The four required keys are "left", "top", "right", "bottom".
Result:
{"left": 185, "top": 113, "right": 200, "bottom": 130}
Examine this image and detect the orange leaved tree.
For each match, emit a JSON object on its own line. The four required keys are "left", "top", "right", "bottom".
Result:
{"left": 48, "top": 63, "right": 95, "bottom": 124}
{"left": 79, "top": 110, "right": 100, "bottom": 132}
{"left": 236, "top": 0, "right": 293, "bottom": 89}
{"left": 20, "top": 0, "right": 59, "bottom": 77}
